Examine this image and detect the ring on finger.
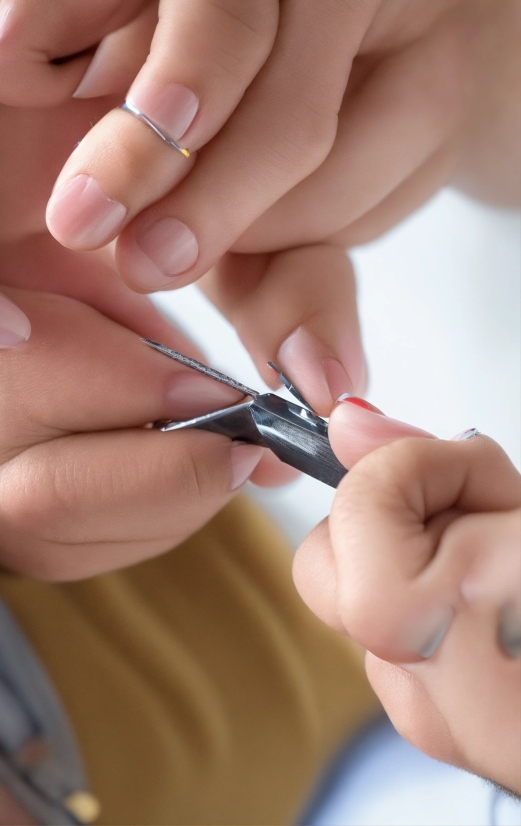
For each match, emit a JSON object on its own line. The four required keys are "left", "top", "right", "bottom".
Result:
{"left": 120, "top": 99, "right": 191, "bottom": 158}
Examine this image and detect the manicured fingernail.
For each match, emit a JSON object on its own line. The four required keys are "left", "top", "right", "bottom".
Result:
{"left": 136, "top": 218, "right": 198, "bottom": 283}
{"left": 337, "top": 395, "right": 384, "bottom": 415}
{"left": 498, "top": 602, "right": 521, "bottom": 658}
{"left": 454, "top": 428, "right": 481, "bottom": 441}
{"left": 277, "top": 327, "right": 355, "bottom": 413}
{"left": 46, "top": 174, "right": 126, "bottom": 249}
{"left": 127, "top": 79, "right": 199, "bottom": 142}
{"left": 402, "top": 605, "right": 454, "bottom": 658}
{"left": 230, "top": 443, "right": 263, "bottom": 491}
{"left": 165, "top": 371, "right": 242, "bottom": 419}
{"left": 0, "top": 293, "right": 31, "bottom": 348}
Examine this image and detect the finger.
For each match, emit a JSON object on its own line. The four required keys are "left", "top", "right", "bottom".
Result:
{"left": 249, "top": 451, "right": 301, "bottom": 488}
{"left": 452, "top": 509, "right": 521, "bottom": 612}
{"left": 328, "top": 396, "right": 435, "bottom": 468}
{"left": 0, "top": 428, "right": 263, "bottom": 580}
{"left": 235, "top": 34, "right": 463, "bottom": 254}
{"left": 0, "top": 0, "right": 150, "bottom": 106}
{"left": 202, "top": 245, "right": 366, "bottom": 415}
{"left": 0, "top": 235, "right": 197, "bottom": 348}
{"left": 329, "top": 436, "right": 521, "bottom": 661}
{"left": 46, "top": 0, "right": 278, "bottom": 251}
{"left": 115, "top": 0, "right": 379, "bottom": 291}
{"left": 0, "top": 287, "right": 244, "bottom": 455}
{"left": 292, "top": 518, "right": 343, "bottom": 632}
{"left": 71, "top": 3, "right": 158, "bottom": 99}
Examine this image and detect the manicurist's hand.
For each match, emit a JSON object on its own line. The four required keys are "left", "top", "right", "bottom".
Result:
{"left": 0, "top": 280, "right": 305, "bottom": 581}
{"left": 293, "top": 399, "right": 521, "bottom": 795}
{"left": 15, "top": 0, "right": 515, "bottom": 412}
{"left": 36, "top": 0, "right": 520, "bottom": 280}
{"left": 0, "top": 10, "right": 368, "bottom": 417}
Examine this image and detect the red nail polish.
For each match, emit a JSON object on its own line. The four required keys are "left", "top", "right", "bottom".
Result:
{"left": 338, "top": 395, "right": 384, "bottom": 415}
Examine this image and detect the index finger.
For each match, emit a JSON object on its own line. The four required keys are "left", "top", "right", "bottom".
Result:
{"left": 0, "top": 287, "right": 243, "bottom": 455}
{"left": 46, "top": 0, "right": 278, "bottom": 252}
{"left": 115, "top": 0, "right": 380, "bottom": 291}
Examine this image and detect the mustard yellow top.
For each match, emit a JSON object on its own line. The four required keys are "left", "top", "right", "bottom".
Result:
{"left": 0, "top": 498, "right": 379, "bottom": 825}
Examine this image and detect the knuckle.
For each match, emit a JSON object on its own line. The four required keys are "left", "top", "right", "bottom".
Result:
{"left": 208, "top": 0, "right": 278, "bottom": 42}
{"left": 265, "top": 101, "right": 337, "bottom": 175}
{"left": 199, "top": 0, "right": 278, "bottom": 85}
{"left": 0, "top": 454, "right": 64, "bottom": 538}
{"left": 173, "top": 436, "right": 225, "bottom": 504}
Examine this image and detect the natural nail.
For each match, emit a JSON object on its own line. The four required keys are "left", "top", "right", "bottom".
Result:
{"left": 403, "top": 605, "right": 454, "bottom": 659}
{"left": 165, "top": 371, "right": 242, "bottom": 419}
{"left": 230, "top": 443, "right": 263, "bottom": 491}
{"left": 46, "top": 174, "right": 126, "bottom": 249}
{"left": 0, "top": 293, "right": 31, "bottom": 348}
{"left": 136, "top": 217, "right": 198, "bottom": 282}
{"left": 127, "top": 80, "right": 199, "bottom": 142}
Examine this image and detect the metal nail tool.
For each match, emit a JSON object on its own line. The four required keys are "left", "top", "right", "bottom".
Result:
{"left": 143, "top": 339, "right": 347, "bottom": 488}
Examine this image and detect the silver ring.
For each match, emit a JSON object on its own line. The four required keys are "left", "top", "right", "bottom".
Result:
{"left": 120, "top": 100, "right": 191, "bottom": 158}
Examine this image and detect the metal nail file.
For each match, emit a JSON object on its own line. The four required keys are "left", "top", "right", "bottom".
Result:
{"left": 143, "top": 339, "right": 347, "bottom": 488}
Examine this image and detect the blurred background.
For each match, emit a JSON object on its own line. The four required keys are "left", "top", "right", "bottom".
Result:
{"left": 152, "top": 188, "right": 521, "bottom": 548}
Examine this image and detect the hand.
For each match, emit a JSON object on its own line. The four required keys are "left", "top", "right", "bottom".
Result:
{"left": 33, "top": 0, "right": 520, "bottom": 285}
{"left": 11, "top": 0, "right": 513, "bottom": 411}
{"left": 0, "top": 33, "right": 367, "bottom": 416}
{"left": 0, "top": 279, "right": 304, "bottom": 581}
{"left": 293, "top": 399, "right": 521, "bottom": 794}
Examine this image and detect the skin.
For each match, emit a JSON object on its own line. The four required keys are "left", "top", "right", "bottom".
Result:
{"left": 0, "top": 92, "right": 300, "bottom": 583}
{"left": 293, "top": 402, "right": 521, "bottom": 795}
{"left": 0, "top": 0, "right": 519, "bottom": 817}
{"left": 2, "top": 0, "right": 520, "bottom": 410}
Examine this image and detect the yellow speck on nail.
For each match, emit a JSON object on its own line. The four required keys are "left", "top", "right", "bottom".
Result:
{"left": 63, "top": 791, "right": 101, "bottom": 823}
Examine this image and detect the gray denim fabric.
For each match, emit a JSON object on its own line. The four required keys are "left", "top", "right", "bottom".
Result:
{"left": 0, "top": 598, "right": 89, "bottom": 824}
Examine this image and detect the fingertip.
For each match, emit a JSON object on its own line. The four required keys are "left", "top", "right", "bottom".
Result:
{"left": 249, "top": 451, "right": 301, "bottom": 487}
{"left": 230, "top": 443, "right": 264, "bottom": 490}
{"left": 329, "top": 397, "right": 435, "bottom": 468}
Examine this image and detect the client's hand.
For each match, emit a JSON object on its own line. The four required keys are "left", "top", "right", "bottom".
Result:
{"left": 293, "top": 399, "right": 521, "bottom": 795}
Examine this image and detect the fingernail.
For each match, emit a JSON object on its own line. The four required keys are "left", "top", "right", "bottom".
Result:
{"left": 498, "top": 602, "right": 521, "bottom": 658}
{"left": 0, "top": 293, "right": 31, "bottom": 348}
{"left": 136, "top": 218, "right": 199, "bottom": 283}
{"left": 402, "top": 605, "right": 454, "bottom": 659}
{"left": 337, "top": 395, "right": 384, "bottom": 415}
{"left": 0, "top": 2, "right": 14, "bottom": 43}
{"left": 230, "top": 443, "right": 263, "bottom": 491}
{"left": 46, "top": 174, "right": 126, "bottom": 249}
{"left": 72, "top": 41, "right": 116, "bottom": 99}
{"left": 454, "top": 428, "right": 481, "bottom": 441}
{"left": 127, "top": 79, "right": 199, "bottom": 142}
{"left": 165, "top": 371, "right": 243, "bottom": 419}
{"left": 277, "top": 327, "right": 355, "bottom": 413}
